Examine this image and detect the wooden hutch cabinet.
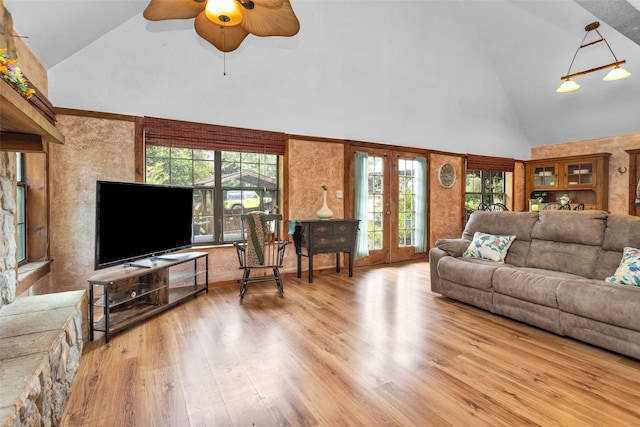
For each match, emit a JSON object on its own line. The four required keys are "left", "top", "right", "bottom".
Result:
{"left": 525, "top": 153, "right": 610, "bottom": 211}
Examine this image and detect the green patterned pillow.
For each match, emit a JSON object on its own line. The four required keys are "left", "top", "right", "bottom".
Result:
{"left": 462, "top": 231, "right": 516, "bottom": 263}
{"left": 605, "top": 247, "right": 640, "bottom": 286}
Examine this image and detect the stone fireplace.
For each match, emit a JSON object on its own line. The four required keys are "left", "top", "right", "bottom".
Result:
{"left": 0, "top": 152, "right": 18, "bottom": 307}
{"left": 0, "top": 151, "right": 87, "bottom": 427}
{"left": 0, "top": 16, "right": 87, "bottom": 423}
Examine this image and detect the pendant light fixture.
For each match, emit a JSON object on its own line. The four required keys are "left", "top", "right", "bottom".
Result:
{"left": 557, "top": 21, "right": 631, "bottom": 93}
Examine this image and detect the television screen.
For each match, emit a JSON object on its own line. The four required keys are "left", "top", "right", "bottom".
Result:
{"left": 95, "top": 181, "right": 193, "bottom": 269}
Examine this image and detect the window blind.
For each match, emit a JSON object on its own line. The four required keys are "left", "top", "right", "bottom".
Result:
{"left": 142, "top": 116, "right": 285, "bottom": 155}
{"left": 466, "top": 154, "right": 515, "bottom": 172}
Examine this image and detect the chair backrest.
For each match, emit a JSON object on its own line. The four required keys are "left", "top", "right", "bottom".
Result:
{"left": 238, "top": 213, "right": 286, "bottom": 267}
{"left": 487, "top": 203, "right": 508, "bottom": 211}
{"left": 542, "top": 202, "right": 571, "bottom": 210}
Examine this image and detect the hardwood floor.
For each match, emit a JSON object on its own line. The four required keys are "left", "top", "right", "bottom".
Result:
{"left": 61, "top": 262, "right": 640, "bottom": 426}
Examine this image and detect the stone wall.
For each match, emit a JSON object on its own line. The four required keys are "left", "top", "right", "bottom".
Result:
{"left": 0, "top": 152, "right": 17, "bottom": 308}
{"left": 0, "top": 290, "right": 87, "bottom": 427}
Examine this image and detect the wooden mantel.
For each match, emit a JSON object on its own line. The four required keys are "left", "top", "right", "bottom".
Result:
{"left": 0, "top": 80, "right": 65, "bottom": 152}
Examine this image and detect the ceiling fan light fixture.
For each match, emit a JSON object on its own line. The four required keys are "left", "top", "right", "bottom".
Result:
{"left": 556, "top": 79, "right": 580, "bottom": 93}
{"left": 205, "top": 0, "right": 243, "bottom": 26}
{"left": 603, "top": 66, "right": 631, "bottom": 81}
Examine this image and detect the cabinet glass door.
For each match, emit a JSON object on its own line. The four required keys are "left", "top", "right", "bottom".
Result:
{"left": 566, "top": 162, "right": 593, "bottom": 186}
{"left": 533, "top": 166, "right": 555, "bottom": 187}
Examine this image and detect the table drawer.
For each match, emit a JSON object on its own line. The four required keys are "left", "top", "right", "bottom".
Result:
{"left": 313, "top": 235, "right": 351, "bottom": 251}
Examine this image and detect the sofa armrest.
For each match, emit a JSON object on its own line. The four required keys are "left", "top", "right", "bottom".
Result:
{"left": 435, "top": 238, "right": 470, "bottom": 257}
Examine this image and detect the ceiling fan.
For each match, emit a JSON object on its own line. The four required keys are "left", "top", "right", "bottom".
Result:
{"left": 143, "top": 0, "right": 300, "bottom": 52}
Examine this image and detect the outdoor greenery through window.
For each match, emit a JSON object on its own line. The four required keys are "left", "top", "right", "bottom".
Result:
{"left": 398, "top": 158, "right": 417, "bottom": 247}
{"left": 145, "top": 146, "right": 278, "bottom": 244}
{"left": 366, "top": 156, "right": 384, "bottom": 250}
{"left": 16, "top": 152, "right": 26, "bottom": 264}
{"left": 465, "top": 170, "right": 506, "bottom": 221}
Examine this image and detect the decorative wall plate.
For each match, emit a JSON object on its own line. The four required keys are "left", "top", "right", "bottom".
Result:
{"left": 438, "top": 163, "right": 456, "bottom": 188}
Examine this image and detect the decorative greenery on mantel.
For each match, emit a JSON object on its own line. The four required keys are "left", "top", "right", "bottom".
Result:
{"left": 0, "top": 48, "right": 35, "bottom": 99}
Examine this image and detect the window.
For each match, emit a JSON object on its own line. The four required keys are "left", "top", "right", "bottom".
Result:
{"left": 465, "top": 170, "right": 506, "bottom": 221}
{"left": 16, "top": 153, "right": 26, "bottom": 264}
{"left": 140, "top": 117, "right": 285, "bottom": 245}
{"left": 145, "top": 146, "right": 279, "bottom": 245}
{"left": 464, "top": 154, "right": 514, "bottom": 221}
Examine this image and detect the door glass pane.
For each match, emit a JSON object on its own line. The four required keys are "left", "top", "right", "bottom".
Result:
{"left": 367, "top": 156, "right": 384, "bottom": 250}
{"left": 398, "top": 158, "right": 416, "bottom": 247}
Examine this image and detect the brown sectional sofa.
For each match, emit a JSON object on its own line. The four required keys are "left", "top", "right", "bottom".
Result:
{"left": 429, "top": 210, "right": 640, "bottom": 360}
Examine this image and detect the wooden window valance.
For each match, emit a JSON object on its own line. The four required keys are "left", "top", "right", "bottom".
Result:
{"left": 466, "top": 154, "right": 515, "bottom": 172}
{"left": 142, "top": 116, "right": 285, "bottom": 155}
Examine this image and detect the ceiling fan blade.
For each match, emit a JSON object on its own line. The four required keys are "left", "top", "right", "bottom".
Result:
{"left": 242, "top": 0, "right": 300, "bottom": 37}
{"left": 195, "top": 13, "right": 249, "bottom": 52}
{"left": 252, "top": 0, "right": 285, "bottom": 7}
{"left": 143, "top": 0, "right": 204, "bottom": 21}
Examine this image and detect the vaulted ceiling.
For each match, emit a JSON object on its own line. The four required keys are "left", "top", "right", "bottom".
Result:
{"left": 5, "top": 1, "right": 640, "bottom": 159}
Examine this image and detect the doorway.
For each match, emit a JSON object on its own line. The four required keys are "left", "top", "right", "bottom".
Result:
{"left": 348, "top": 147, "right": 427, "bottom": 266}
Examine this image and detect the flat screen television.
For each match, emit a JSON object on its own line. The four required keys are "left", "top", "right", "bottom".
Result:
{"left": 95, "top": 180, "right": 193, "bottom": 270}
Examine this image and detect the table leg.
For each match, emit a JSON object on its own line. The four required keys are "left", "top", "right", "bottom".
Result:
{"left": 297, "top": 253, "right": 302, "bottom": 278}
{"left": 308, "top": 252, "right": 314, "bottom": 283}
{"left": 348, "top": 251, "right": 353, "bottom": 277}
{"left": 89, "top": 285, "right": 94, "bottom": 341}
{"left": 335, "top": 252, "right": 341, "bottom": 273}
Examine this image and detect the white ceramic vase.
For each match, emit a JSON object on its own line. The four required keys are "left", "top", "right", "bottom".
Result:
{"left": 316, "top": 190, "right": 334, "bottom": 219}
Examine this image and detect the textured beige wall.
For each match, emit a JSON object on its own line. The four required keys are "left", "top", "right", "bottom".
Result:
{"left": 286, "top": 138, "right": 346, "bottom": 271}
{"left": 48, "top": 115, "right": 136, "bottom": 291}
{"left": 429, "top": 153, "right": 465, "bottom": 247}
{"left": 531, "top": 132, "right": 640, "bottom": 215}
{"left": 287, "top": 138, "right": 345, "bottom": 220}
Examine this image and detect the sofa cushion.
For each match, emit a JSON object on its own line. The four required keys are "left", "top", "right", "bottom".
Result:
{"left": 492, "top": 267, "right": 577, "bottom": 308}
{"left": 593, "top": 250, "right": 623, "bottom": 281}
{"left": 531, "top": 210, "right": 608, "bottom": 246}
{"left": 462, "top": 232, "right": 515, "bottom": 263}
{"left": 462, "top": 211, "right": 538, "bottom": 267}
{"left": 527, "top": 240, "right": 600, "bottom": 278}
{"left": 602, "top": 214, "right": 640, "bottom": 252}
{"left": 605, "top": 247, "right": 640, "bottom": 286}
{"left": 437, "top": 256, "right": 502, "bottom": 291}
{"left": 557, "top": 279, "right": 640, "bottom": 332}
{"left": 596, "top": 214, "right": 640, "bottom": 278}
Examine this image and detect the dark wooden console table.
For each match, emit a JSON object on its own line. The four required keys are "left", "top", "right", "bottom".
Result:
{"left": 293, "top": 219, "right": 360, "bottom": 283}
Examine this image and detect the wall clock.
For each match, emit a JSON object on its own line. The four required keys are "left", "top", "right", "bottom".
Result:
{"left": 438, "top": 163, "right": 456, "bottom": 188}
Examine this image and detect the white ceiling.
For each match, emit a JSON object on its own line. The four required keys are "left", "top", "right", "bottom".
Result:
{"left": 5, "top": 0, "right": 640, "bottom": 159}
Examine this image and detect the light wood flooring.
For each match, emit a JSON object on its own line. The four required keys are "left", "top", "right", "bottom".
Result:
{"left": 61, "top": 262, "right": 640, "bottom": 426}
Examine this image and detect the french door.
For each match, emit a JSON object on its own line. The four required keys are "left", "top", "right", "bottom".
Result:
{"left": 349, "top": 147, "right": 427, "bottom": 266}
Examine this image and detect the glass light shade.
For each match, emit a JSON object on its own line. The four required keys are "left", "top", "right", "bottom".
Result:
{"left": 556, "top": 79, "right": 580, "bottom": 93}
{"left": 205, "top": 0, "right": 243, "bottom": 26}
{"left": 603, "top": 66, "right": 631, "bottom": 81}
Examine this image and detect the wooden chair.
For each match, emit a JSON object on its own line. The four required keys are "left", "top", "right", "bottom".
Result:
{"left": 233, "top": 213, "right": 287, "bottom": 299}
{"left": 487, "top": 203, "right": 508, "bottom": 211}
{"left": 542, "top": 202, "right": 571, "bottom": 210}
{"left": 573, "top": 203, "right": 585, "bottom": 210}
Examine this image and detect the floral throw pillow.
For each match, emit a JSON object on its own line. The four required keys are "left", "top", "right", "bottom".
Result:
{"left": 605, "top": 247, "right": 640, "bottom": 287}
{"left": 462, "top": 231, "right": 516, "bottom": 263}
